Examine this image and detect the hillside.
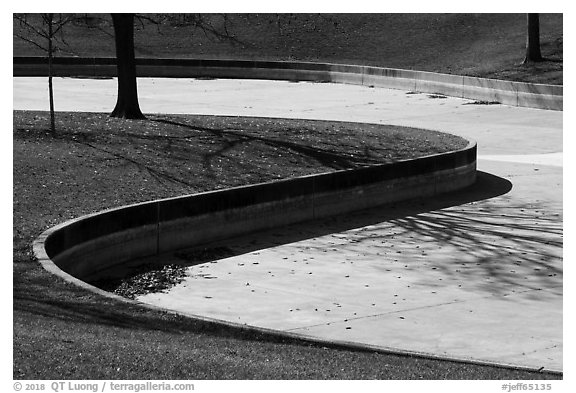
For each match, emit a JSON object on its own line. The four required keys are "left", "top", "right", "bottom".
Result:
{"left": 13, "top": 13, "right": 563, "bottom": 85}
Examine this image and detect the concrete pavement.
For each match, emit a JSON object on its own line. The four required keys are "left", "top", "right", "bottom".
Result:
{"left": 13, "top": 76, "right": 563, "bottom": 371}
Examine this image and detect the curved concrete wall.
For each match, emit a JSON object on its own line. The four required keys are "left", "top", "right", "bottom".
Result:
{"left": 34, "top": 140, "right": 477, "bottom": 283}
{"left": 13, "top": 57, "right": 562, "bottom": 111}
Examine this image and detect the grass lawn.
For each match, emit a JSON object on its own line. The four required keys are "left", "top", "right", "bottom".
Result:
{"left": 13, "top": 111, "right": 561, "bottom": 380}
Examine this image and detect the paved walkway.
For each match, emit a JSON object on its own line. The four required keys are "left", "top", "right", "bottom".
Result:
{"left": 14, "top": 77, "right": 563, "bottom": 372}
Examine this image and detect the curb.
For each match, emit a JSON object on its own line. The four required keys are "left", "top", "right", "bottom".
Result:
{"left": 13, "top": 57, "right": 563, "bottom": 111}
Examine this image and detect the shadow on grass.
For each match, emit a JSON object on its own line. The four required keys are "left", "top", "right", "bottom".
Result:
{"left": 25, "top": 114, "right": 392, "bottom": 192}
{"left": 150, "top": 117, "right": 383, "bottom": 172}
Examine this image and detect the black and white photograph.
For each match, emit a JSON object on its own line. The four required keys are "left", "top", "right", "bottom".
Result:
{"left": 10, "top": 3, "right": 568, "bottom": 390}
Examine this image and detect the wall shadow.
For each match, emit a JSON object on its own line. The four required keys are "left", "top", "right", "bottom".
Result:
{"left": 174, "top": 171, "right": 515, "bottom": 261}
{"left": 167, "top": 170, "right": 561, "bottom": 295}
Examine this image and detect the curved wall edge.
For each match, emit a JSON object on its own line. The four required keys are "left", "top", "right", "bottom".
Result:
{"left": 34, "top": 139, "right": 476, "bottom": 283}
{"left": 13, "top": 57, "right": 562, "bottom": 111}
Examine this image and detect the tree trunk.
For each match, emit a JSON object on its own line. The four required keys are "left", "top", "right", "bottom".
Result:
{"left": 523, "top": 13, "right": 544, "bottom": 63}
{"left": 110, "top": 13, "right": 146, "bottom": 119}
{"left": 47, "top": 13, "right": 56, "bottom": 133}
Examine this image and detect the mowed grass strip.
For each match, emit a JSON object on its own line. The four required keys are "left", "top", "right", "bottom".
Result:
{"left": 13, "top": 111, "right": 558, "bottom": 380}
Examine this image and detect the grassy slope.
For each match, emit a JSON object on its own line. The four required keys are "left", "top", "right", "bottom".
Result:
{"left": 13, "top": 13, "right": 563, "bottom": 84}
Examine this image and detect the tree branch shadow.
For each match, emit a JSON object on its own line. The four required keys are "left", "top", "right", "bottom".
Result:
{"left": 150, "top": 117, "right": 382, "bottom": 172}
{"left": 47, "top": 115, "right": 385, "bottom": 194}
{"left": 171, "top": 170, "right": 561, "bottom": 297}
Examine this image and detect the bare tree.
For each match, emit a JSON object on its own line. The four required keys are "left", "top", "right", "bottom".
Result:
{"left": 109, "top": 13, "right": 240, "bottom": 120}
{"left": 16, "top": 14, "right": 337, "bottom": 123}
{"left": 13, "top": 13, "right": 74, "bottom": 133}
{"left": 523, "top": 13, "right": 544, "bottom": 63}
{"left": 15, "top": 13, "right": 240, "bottom": 122}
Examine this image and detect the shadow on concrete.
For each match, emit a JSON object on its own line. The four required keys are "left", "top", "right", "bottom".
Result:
{"left": 168, "top": 170, "right": 561, "bottom": 296}
{"left": 173, "top": 170, "right": 514, "bottom": 254}
{"left": 384, "top": 200, "right": 562, "bottom": 296}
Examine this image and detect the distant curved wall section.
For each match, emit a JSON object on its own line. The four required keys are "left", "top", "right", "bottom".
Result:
{"left": 34, "top": 140, "right": 476, "bottom": 284}
{"left": 13, "top": 57, "right": 562, "bottom": 111}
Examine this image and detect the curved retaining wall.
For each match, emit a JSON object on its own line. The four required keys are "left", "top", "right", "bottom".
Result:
{"left": 34, "top": 140, "right": 476, "bottom": 283}
{"left": 13, "top": 57, "right": 562, "bottom": 111}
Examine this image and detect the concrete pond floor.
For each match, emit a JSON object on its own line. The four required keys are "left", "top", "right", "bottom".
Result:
{"left": 13, "top": 76, "right": 564, "bottom": 372}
